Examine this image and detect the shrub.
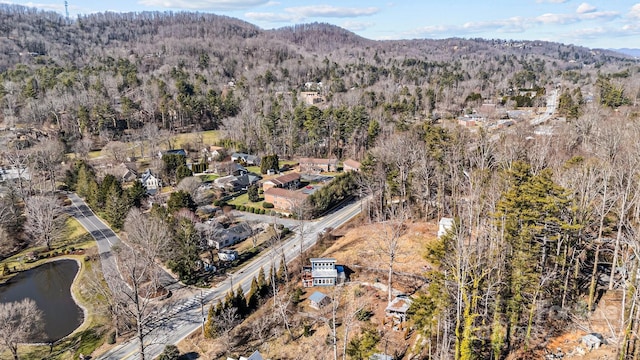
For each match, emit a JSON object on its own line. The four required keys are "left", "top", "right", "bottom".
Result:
{"left": 237, "top": 205, "right": 245, "bottom": 211}
{"left": 107, "top": 331, "right": 116, "bottom": 344}
{"left": 263, "top": 202, "right": 274, "bottom": 209}
{"left": 260, "top": 209, "right": 266, "bottom": 214}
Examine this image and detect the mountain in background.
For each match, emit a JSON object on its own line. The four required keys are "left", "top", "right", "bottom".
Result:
{"left": 611, "top": 48, "right": 640, "bottom": 57}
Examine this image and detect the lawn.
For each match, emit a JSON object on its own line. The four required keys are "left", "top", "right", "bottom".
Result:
{"left": 1, "top": 217, "right": 94, "bottom": 282}
{"left": 228, "top": 192, "right": 265, "bottom": 209}
{"left": 199, "top": 174, "right": 220, "bottom": 182}
{"left": 172, "top": 130, "right": 220, "bottom": 149}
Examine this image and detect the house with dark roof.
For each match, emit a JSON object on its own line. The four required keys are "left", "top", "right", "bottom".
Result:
{"left": 158, "top": 149, "right": 187, "bottom": 159}
{"left": 263, "top": 187, "right": 308, "bottom": 211}
{"left": 140, "top": 169, "right": 162, "bottom": 195}
{"left": 262, "top": 172, "right": 301, "bottom": 191}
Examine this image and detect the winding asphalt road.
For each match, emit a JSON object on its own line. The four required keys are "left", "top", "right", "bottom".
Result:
{"left": 530, "top": 88, "right": 559, "bottom": 126}
{"left": 95, "top": 199, "right": 364, "bottom": 360}
{"left": 65, "top": 193, "right": 178, "bottom": 292}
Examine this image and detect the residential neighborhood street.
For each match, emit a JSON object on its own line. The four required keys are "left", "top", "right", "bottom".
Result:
{"left": 93, "top": 197, "right": 364, "bottom": 360}
{"left": 66, "top": 193, "right": 179, "bottom": 293}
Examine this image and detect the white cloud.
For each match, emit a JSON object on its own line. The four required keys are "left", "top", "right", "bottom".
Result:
{"left": 576, "top": 3, "right": 597, "bottom": 14}
{"left": 137, "top": 0, "right": 270, "bottom": 11}
{"left": 0, "top": 1, "right": 64, "bottom": 11}
{"left": 285, "top": 5, "right": 378, "bottom": 18}
{"left": 630, "top": 3, "right": 640, "bottom": 19}
{"left": 245, "top": 11, "right": 295, "bottom": 22}
{"left": 246, "top": 5, "right": 379, "bottom": 23}
{"left": 342, "top": 20, "right": 374, "bottom": 31}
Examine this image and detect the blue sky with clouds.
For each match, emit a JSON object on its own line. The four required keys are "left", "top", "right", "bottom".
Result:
{"left": 3, "top": 0, "right": 639, "bottom": 48}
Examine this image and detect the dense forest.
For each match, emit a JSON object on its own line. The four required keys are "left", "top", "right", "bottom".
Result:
{"left": 2, "top": 3, "right": 640, "bottom": 359}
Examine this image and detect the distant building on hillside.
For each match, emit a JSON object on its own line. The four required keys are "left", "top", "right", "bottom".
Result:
{"left": 438, "top": 217, "right": 454, "bottom": 238}
{"left": 342, "top": 159, "right": 361, "bottom": 172}
{"left": 298, "top": 157, "right": 339, "bottom": 173}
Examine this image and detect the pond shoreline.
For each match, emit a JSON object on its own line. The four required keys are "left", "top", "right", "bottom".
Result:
{"left": 0, "top": 257, "right": 89, "bottom": 344}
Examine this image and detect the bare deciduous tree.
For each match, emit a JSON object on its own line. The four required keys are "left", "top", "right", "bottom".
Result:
{"left": 115, "top": 208, "right": 172, "bottom": 360}
{"left": 0, "top": 299, "right": 43, "bottom": 360}
{"left": 23, "top": 195, "right": 67, "bottom": 250}
{"left": 372, "top": 206, "right": 409, "bottom": 303}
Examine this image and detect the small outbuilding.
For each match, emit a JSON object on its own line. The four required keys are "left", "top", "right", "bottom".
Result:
{"left": 308, "top": 291, "right": 330, "bottom": 310}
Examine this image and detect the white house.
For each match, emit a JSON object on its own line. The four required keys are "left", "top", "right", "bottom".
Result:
{"left": 140, "top": 169, "right": 162, "bottom": 195}
{"left": 438, "top": 217, "right": 454, "bottom": 238}
{"left": 208, "top": 222, "right": 253, "bottom": 250}
{"left": 302, "top": 258, "right": 341, "bottom": 287}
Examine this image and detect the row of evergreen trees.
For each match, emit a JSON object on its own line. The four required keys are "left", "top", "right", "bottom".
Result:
{"left": 205, "top": 258, "right": 288, "bottom": 338}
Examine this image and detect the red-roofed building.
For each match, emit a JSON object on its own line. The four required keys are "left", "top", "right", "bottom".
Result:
{"left": 262, "top": 172, "right": 301, "bottom": 191}
{"left": 264, "top": 187, "right": 308, "bottom": 211}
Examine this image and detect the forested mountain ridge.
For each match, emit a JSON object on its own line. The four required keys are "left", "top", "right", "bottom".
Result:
{"left": 0, "top": 3, "right": 636, "bottom": 160}
{"left": 1, "top": 4, "right": 640, "bottom": 360}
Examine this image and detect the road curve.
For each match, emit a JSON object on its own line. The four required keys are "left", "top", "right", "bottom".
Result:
{"left": 96, "top": 199, "right": 364, "bottom": 360}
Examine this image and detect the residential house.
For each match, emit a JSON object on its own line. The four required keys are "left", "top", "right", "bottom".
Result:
{"left": 385, "top": 295, "right": 414, "bottom": 324}
{"left": 208, "top": 222, "right": 253, "bottom": 250}
{"left": 342, "top": 159, "right": 361, "bottom": 172}
{"left": 214, "top": 173, "right": 261, "bottom": 191}
{"left": 159, "top": 149, "right": 187, "bottom": 159}
{"left": 231, "top": 152, "right": 260, "bottom": 166}
{"left": 298, "top": 158, "right": 339, "bottom": 173}
{"left": 140, "top": 169, "right": 162, "bottom": 195}
{"left": 213, "top": 162, "right": 247, "bottom": 176}
{"left": 300, "top": 91, "right": 325, "bottom": 105}
{"left": 301, "top": 258, "right": 343, "bottom": 287}
{"left": 0, "top": 166, "right": 31, "bottom": 182}
{"left": 308, "top": 291, "right": 330, "bottom": 310}
{"left": 262, "top": 172, "right": 301, "bottom": 191}
{"left": 108, "top": 162, "right": 138, "bottom": 183}
{"left": 438, "top": 217, "right": 454, "bottom": 238}
{"left": 206, "top": 146, "right": 225, "bottom": 161}
{"left": 264, "top": 187, "right": 308, "bottom": 211}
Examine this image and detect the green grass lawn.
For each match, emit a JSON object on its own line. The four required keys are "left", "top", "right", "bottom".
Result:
{"left": 1, "top": 218, "right": 94, "bottom": 282}
{"left": 228, "top": 192, "right": 265, "bottom": 209}
{"left": 172, "top": 130, "right": 220, "bottom": 149}
{"left": 199, "top": 174, "right": 220, "bottom": 182}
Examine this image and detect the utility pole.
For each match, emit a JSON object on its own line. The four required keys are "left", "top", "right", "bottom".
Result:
{"left": 64, "top": 1, "right": 69, "bottom": 22}
{"left": 200, "top": 290, "right": 205, "bottom": 337}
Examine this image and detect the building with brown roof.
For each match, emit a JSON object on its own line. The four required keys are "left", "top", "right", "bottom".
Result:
{"left": 342, "top": 159, "right": 361, "bottom": 172}
{"left": 264, "top": 187, "right": 308, "bottom": 211}
{"left": 299, "top": 158, "right": 339, "bottom": 173}
{"left": 262, "top": 172, "right": 301, "bottom": 191}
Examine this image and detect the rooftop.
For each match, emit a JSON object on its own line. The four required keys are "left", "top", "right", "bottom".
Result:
{"left": 267, "top": 172, "right": 301, "bottom": 185}
{"left": 264, "top": 187, "right": 308, "bottom": 201}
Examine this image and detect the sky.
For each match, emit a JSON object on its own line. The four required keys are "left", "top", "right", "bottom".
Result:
{"left": 2, "top": 0, "right": 640, "bottom": 49}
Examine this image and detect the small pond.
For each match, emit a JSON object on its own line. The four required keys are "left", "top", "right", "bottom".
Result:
{"left": 0, "top": 259, "right": 84, "bottom": 343}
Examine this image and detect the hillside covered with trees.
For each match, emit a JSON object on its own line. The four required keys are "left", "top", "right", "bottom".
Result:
{"left": 1, "top": 3, "right": 640, "bottom": 359}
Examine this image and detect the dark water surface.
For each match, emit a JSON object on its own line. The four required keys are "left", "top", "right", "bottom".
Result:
{"left": 0, "top": 259, "right": 84, "bottom": 342}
